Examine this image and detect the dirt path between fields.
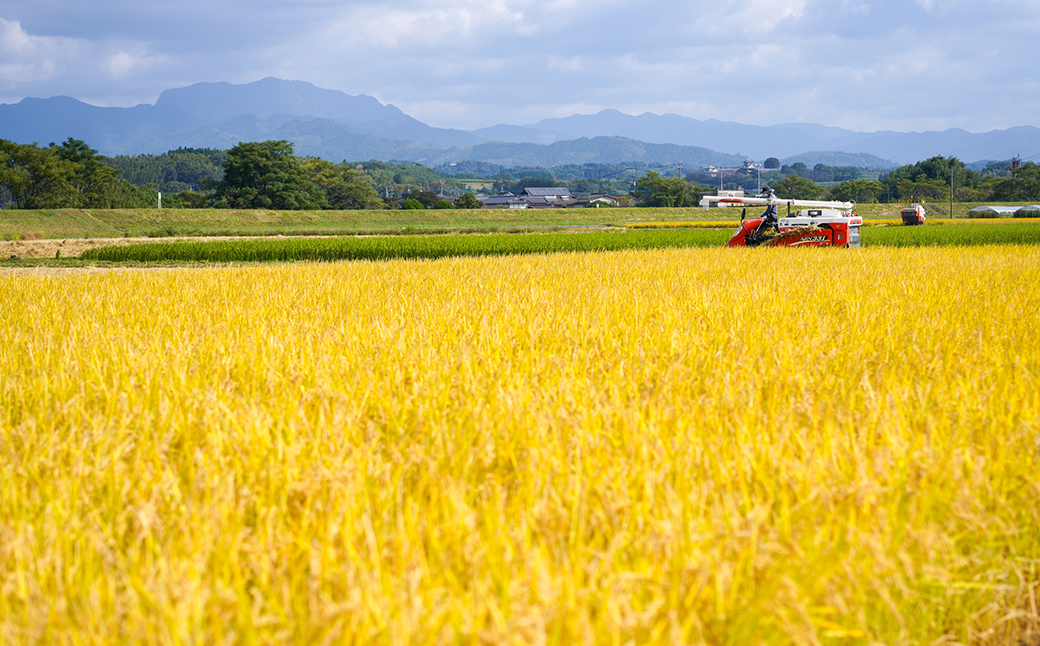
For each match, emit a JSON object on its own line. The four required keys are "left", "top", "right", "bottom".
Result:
{"left": 0, "top": 236, "right": 240, "bottom": 260}
{"left": 0, "top": 225, "right": 617, "bottom": 262}
{"left": 0, "top": 236, "right": 266, "bottom": 275}
{"left": 0, "top": 227, "right": 619, "bottom": 275}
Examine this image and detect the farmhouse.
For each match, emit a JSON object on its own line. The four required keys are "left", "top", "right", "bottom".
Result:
{"left": 520, "top": 187, "right": 572, "bottom": 202}
{"left": 479, "top": 193, "right": 530, "bottom": 209}
{"left": 573, "top": 193, "right": 621, "bottom": 208}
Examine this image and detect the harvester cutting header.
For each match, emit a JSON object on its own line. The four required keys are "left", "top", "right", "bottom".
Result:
{"left": 700, "top": 189, "right": 862, "bottom": 248}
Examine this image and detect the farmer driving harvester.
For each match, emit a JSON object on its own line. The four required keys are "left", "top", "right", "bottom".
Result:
{"left": 750, "top": 186, "right": 780, "bottom": 242}
{"left": 759, "top": 186, "right": 778, "bottom": 220}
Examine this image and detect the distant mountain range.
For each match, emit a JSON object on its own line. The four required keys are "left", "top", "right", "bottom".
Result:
{"left": 2, "top": 77, "right": 1038, "bottom": 169}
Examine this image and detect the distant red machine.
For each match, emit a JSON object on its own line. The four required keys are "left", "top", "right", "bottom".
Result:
{"left": 900, "top": 204, "right": 926, "bottom": 226}
{"left": 699, "top": 195, "right": 863, "bottom": 248}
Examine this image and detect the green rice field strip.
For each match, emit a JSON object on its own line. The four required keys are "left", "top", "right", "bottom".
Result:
{"left": 864, "top": 222, "right": 1040, "bottom": 246}
{"left": 80, "top": 229, "right": 731, "bottom": 263}
{"left": 77, "top": 223, "right": 1040, "bottom": 264}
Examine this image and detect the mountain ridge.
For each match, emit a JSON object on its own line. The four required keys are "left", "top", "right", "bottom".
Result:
{"left": 2, "top": 77, "right": 1037, "bottom": 168}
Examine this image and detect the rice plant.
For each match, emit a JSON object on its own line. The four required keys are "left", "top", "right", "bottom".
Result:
{"left": 78, "top": 229, "right": 732, "bottom": 263}
{"left": 1, "top": 246, "right": 1038, "bottom": 645}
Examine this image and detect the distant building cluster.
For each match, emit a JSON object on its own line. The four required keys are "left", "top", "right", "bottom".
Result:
{"left": 703, "top": 158, "right": 758, "bottom": 177}
{"left": 477, "top": 187, "right": 620, "bottom": 209}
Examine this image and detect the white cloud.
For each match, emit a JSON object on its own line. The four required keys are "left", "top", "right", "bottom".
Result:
{"left": 546, "top": 56, "right": 583, "bottom": 73}
{"left": 316, "top": 1, "right": 531, "bottom": 51}
{"left": 0, "top": 58, "right": 57, "bottom": 84}
{"left": 3, "top": 0, "right": 1040, "bottom": 133}
{"left": 107, "top": 52, "right": 136, "bottom": 76}
{"left": 0, "top": 18, "right": 81, "bottom": 83}
{"left": 841, "top": 0, "right": 870, "bottom": 15}
{"left": 686, "top": 0, "right": 808, "bottom": 39}
{"left": 0, "top": 18, "right": 33, "bottom": 52}
{"left": 0, "top": 16, "right": 173, "bottom": 105}
{"left": 916, "top": 0, "right": 956, "bottom": 11}
{"left": 106, "top": 50, "right": 166, "bottom": 77}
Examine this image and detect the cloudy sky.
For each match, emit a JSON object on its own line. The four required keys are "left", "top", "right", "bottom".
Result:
{"left": 1, "top": 0, "right": 1037, "bottom": 133}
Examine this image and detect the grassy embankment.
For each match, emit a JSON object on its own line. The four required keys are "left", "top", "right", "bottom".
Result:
{"left": 4, "top": 202, "right": 1037, "bottom": 241}
{"left": 0, "top": 207, "right": 728, "bottom": 241}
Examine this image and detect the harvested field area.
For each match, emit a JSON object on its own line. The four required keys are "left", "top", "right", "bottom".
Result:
{"left": 0, "top": 236, "right": 131, "bottom": 259}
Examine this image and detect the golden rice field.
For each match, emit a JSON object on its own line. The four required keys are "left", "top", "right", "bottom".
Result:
{"left": 1, "top": 246, "right": 1039, "bottom": 645}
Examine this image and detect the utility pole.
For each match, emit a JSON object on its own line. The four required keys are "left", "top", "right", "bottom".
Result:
{"left": 950, "top": 167, "right": 955, "bottom": 220}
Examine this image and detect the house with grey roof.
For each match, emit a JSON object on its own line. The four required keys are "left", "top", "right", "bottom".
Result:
{"left": 520, "top": 187, "right": 573, "bottom": 202}
{"left": 479, "top": 193, "right": 529, "bottom": 209}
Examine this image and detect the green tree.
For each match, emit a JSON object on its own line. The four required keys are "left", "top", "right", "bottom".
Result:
{"left": 830, "top": 166, "right": 861, "bottom": 182}
{"left": 214, "top": 141, "right": 325, "bottom": 210}
{"left": 828, "top": 179, "right": 885, "bottom": 203}
{"left": 632, "top": 171, "right": 699, "bottom": 207}
{"left": 896, "top": 173, "right": 947, "bottom": 202}
{"left": 879, "top": 156, "right": 986, "bottom": 203}
{"left": 95, "top": 179, "right": 159, "bottom": 208}
{"left": 989, "top": 162, "right": 1040, "bottom": 201}
{"left": 764, "top": 157, "right": 781, "bottom": 169}
{"left": 167, "top": 190, "right": 212, "bottom": 209}
{"left": 455, "top": 192, "right": 481, "bottom": 209}
{"left": 355, "top": 161, "right": 441, "bottom": 196}
{"left": 0, "top": 140, "right": 76, "bottom": 209}
{"left": 433, "top": 199, "right": 453, "bottom": 209}
{"left": 0, "top": 138, "right": 179, "bottom": 208}
{"left": 774, "top": 174, "right": 822, "bottom": 200}
{"left": 106, "top": 148, "right": 226, "bottom": 194}
{"left": 812, "top": 164, "right": 834, "bottom": 182}
{"left": 399, "top": 190, "right": 439, "bottom": 209}
{"left": 401, "top": 198, "right": 424, "bottom": 210}
{"left": 302, "top": 158, "right": 382, "bottom": 210}
{"left": 51, "top": 138, "right": 123, "bottom": 207}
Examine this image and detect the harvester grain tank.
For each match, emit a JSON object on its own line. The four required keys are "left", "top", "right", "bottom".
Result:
{"left": 900, "top": 204, "right": 926, "bottom": 225}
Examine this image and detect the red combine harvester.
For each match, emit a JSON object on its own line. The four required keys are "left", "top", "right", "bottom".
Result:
{"left": 900, "top": 204, "right": 926, "bottom": 225}
{"left": 699, "top": 194, "right": 863, "bottom": 248}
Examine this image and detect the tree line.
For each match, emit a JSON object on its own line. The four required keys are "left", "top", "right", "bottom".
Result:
{"left": 3, "top": 136, "right": 1038, "bottom": 210}
{"left": 0, "top": 138, "right": 162, "bottom": 209}
{"left": 105, "top": 148, "right": 228, "bottom": 194}
{"left": 759, "top": 156, "right": 1040, "bottom": 203}
{"left": 0, "top": 139, "right": 460, "bottom": 210}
